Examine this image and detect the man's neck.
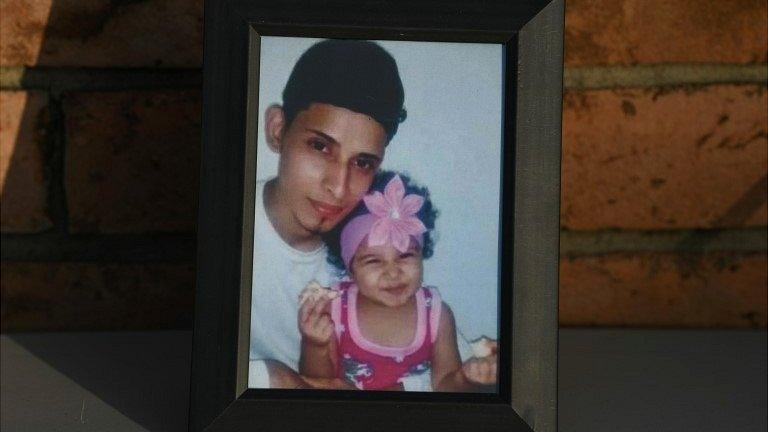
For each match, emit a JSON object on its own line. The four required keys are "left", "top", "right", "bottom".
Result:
{"left": 263, "top": 179, "right": 324, "bottom": 252}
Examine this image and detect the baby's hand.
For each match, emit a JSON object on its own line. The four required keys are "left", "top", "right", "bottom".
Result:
{"left": 461, "top": 355, "right": 497, "bottom": 386}
{"left": 298, "top": 280, "right": 339, "bottom": 307}
{"left": 298, "top": 294, "right": 334, "bottom": 347}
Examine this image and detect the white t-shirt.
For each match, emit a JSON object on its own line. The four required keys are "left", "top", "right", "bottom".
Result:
{"left": 249, "top": 180, "right": 336, "bottom": 373}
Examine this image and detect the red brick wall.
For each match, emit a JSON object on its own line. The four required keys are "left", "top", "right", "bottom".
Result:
{"left": 1, "top": 0, "right": 766, "bottom": 330}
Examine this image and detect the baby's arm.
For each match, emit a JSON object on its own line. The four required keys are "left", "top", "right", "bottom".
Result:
{"left": 298, "top": 296, "right": 339, "bottom": 379}
{"left": 431, "top": 304, "right": 497, "bottom": 392}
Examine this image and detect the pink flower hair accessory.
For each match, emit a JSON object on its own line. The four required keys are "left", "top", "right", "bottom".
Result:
{"left": 341, "top": 175, "right": 428, "bottom": 269}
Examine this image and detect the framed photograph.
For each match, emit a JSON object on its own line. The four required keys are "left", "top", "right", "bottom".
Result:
{"left": 191, "top": 1, "right": 562, "bottom": 431}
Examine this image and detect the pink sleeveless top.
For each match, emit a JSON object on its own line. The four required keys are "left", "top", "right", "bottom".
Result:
{"left": 330, "top": 281, "right": 442, "bottom": 390}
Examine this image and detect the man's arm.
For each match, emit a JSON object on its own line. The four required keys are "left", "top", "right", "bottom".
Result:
{"left": 262, "top": 360, "right": 353, "bottom": 389}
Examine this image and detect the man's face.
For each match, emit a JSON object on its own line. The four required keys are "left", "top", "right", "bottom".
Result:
{"left": 268, "top": 103, "right": 387, "bottom": 239}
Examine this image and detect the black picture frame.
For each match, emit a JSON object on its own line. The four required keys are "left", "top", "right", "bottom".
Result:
{"left": 191, "top": 0, "right": 563, "bottom": 431}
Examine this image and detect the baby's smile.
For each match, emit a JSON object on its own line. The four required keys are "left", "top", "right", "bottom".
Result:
{"left": 380, "top": 283, "right": 408, "bottom": 295}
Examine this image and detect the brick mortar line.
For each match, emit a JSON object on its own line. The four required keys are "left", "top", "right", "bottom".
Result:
{"left": 0, "top": 64, "right": 766, "bottom": 91}
{"left": 0, "top": 67, "right": 202, "bottom": 92}
{"left": 0, "top": 233, "right": 196, "bottom": 263}
{"left": 565, "top": 63, "right": 768, "bottom": 90}
{"left": 561, "top": 227, "right": 767, "bottom": 257}
{"left": 1, "top": 228, "right": 765, "bottom": 262}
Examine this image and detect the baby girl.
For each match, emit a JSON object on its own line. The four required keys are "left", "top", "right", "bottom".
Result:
{"left": 298, "top": 172, "right": 497, "bottom": 391}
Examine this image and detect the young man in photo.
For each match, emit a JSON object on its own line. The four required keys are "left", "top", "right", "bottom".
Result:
{"left": 249, "top": 39, "right": 410, "bottom": 389}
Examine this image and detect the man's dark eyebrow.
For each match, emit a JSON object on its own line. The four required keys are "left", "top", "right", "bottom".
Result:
{"left": 305, "top": 128, "right": 338, "bottom": 144}
{"left": 356, "top": 153, "right": 382, "bottom": 164}
{"left": 305, "top": 128, "right": 382, "bottom": 164}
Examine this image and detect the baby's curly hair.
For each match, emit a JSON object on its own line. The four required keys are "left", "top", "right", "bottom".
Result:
{"left": 323, "top": 170, "right": 438, "bottom": 273}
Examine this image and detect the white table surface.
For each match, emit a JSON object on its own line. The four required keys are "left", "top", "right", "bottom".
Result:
{"left": 1, "top": 329, "right": 765, "bottom": 431}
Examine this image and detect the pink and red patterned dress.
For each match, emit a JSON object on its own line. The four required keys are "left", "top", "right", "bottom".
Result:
{"left": 330, "top": 281, "right": 442, "bottom": 390}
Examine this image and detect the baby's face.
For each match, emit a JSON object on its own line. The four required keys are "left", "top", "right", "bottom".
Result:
{"left": 350, "top": 239, "right": 423, "bottom": 308}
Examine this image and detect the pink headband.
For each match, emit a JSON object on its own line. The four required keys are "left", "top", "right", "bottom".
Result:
{"left": 340, "top": 175, "right": 427, "bottom": 269}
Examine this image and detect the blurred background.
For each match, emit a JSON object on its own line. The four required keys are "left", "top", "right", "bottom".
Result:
{"left": 1, "top": 0, "right": 766, "bottom": 332}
